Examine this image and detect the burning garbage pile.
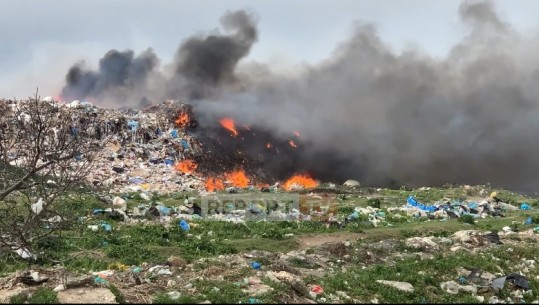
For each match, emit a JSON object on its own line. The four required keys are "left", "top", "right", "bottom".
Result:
{"left": 0, "top": 97, "right": 321, "bottom": 195}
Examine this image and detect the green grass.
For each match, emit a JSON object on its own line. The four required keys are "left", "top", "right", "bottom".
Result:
{"left": 10, "top": 288, "right": 58, "bottom": 304}
{"left": 2, "top": 186, "right": 539, "bottom": 303}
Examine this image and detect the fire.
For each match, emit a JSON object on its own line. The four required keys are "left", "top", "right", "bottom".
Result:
{"left": 224, "top": 170, "right": 250, "bottom": 188}
{"left": 175, "top": 110, "right": 190, "bottom": 127}
{"left": 288, "top": 140, "right": 297, "bottom": 148}
{"left": 284, "top": 174, "right": 318, "bottom": 190}
{"left": 294, "top": 131, "right": 301, "bottom": 137}
{"left": 219, "top": 118, "right": 238, "bottom": 136}
{"left": 266, "top": 142, "right": 272, "bottom": 149}
{"left": 205, "top": 177, "right": 224, "bottom": 192}
{"left": 175, "top": 160, "right": 197, "bottom": 174}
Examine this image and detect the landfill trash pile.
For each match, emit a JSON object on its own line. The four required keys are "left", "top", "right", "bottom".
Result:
{"left": 0, "top": 98, "right": 211, "bottom": 194}
{"left": 0, "top": 97, "right": 326, "bottom": 195}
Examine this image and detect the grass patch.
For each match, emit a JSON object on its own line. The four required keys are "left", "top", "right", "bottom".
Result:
{"left": 10, "top": 287, "right": 58, "bottom": 304}
{"left": 225, "top": 238, "right": 298, "bottom": 253}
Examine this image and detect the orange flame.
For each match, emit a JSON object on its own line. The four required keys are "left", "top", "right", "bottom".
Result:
{"left": 175, "top": 160, "right": 197, "bottom": 174}
{"left": 206, "top": 177, "right": 225, "bottom": 192}
{"left": 266, "top": 142, "right": 272, "bottom": 149}
{"left": 289, "top": 140, "right": 297, "bottom": 148}
{"left": 219, "top": 118, "right": 238, "bottom": 136}
{"left": 294, "top": 131, "right": 301, "bottom": 137}
{"left": 175, "top": 110, "right": 190, "bottom": 127}
{"left": 284, "top": 174, "right": 318, "bottom": 190}
{"left": 224, "top": 170, "right": 250, "bottom": 188}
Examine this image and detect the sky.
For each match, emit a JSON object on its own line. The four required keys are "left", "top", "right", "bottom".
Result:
{"left": 0, "top": 0, "right": 538, "bottom": 98}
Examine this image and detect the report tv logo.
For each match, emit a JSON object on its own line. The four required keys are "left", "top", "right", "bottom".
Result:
{"left": 200, "top": 193, "right": 338, "bottom": 221}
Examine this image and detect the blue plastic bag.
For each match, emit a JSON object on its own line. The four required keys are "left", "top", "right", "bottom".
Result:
{"left": 93, "top": 209, "right": 105, "bottom": 215}
{"left": 521, "top": 203, "right": 531, "bottom": 210}
{"left": 158, "top": 205, "right": 171, "bottom": 216}
{"left": 525, "top": 216, "right": 533, "bottom": 225}
{"left": 348, "top": 211, "right": 359, "bottom": 221}
{"left": 129, "top": 177, "right": 144, "bottom": 184}
{"left": 179, "top": 219, "right": 190, "bottom": 231}
{"left": 250, "top": 262, "right": 261, "bottom": 270}
{"left": 127, "top": 120, "right": 139, "bottom": 132}
{"left": 170, "top": 129, "right": 178, "bottom": 138}
{"left": 101, "top": 223, "right": 112, "bottom": 232}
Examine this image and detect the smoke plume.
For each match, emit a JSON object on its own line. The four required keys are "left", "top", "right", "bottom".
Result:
{"left": 61, "top": 48, "right": 160, "bottom": 105}
{"left": 193, "top": 0, "right": 539, "bottom": 192}
{"left": 60, "top": 1, "right": 539, "bottom": 192}
{"left": 61, "top": 10, "right": 257, "bottom": 105}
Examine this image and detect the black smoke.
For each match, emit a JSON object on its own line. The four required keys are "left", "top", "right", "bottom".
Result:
{"left": 170, "top": 10, "right": 258, "bottom": 99}
{"left": 193, "top": 1, "right": 539, "bottom": 192}
{"left": 61, "top": 48, "right": 159, "bottom": 104}
{"left": 60, "top": 2, "right": 539, "bottom": 192}
{"left": 61, "top": 10, "right": 257, "bottom": 105}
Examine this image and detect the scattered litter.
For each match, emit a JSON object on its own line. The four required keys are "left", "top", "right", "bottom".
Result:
{"left": 520, "top": 203, "right": 531, "bottom": 210}
{"left": 179, "top": 219, "right": 190, "bottom": 231}
{"left": 492, "top": 274, "right": 529, "bottom": 290}
{"left": 94, "top": 275, "right": 108, "bottom": 285}
{"left": 166, "top": 291, "right": 181, "bottom": 300}
{"left": 310, "top": 284, "right": 324, "bottom": 294}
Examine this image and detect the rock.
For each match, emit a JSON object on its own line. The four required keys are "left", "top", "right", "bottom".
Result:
{"left": 343, "top": 180, "right": 360, "bottom": 187}
{"left": 57, "top": 288, "right": 116, "bottom": 304}
{"left": 242, "top": 284, "right": 273, "bottom": 296}
{"left": 54, "top": 284, "right": 66, "bottom": 292}
{"left": 440, "top": 281, "right": 477, "bottom": 295}
{"left": 198, "top": 301, "right": 212, "bottom": 304}
{"left": 376, "top": 280, "right": 414, "bottom": 292}
{"left": 452, "top": 230, "right": 480, "bottom": 243}
{"left": 167, "top": 256, "right": 187, "bottom": 269}
{"left": 112, "top": 196, "right": 126, "bottom": 207}
{"left": 267, "top": 270, "right": 297, "bottom": 282}
{"left": 405, "top": 237, "right": 439, "bottom": 251}
{"left": 0, "top": 288, "right": 27, "bottom": 303}
{"left": 441, "top": 281, "right": 460, "bottom": 294}
{"left": 450, "top": 246, "right": 469, "bottom": 252}
{"left": 460, "top": 285, "right": 477, "bottom": 295}
{"left": 498, "top": 202, "right": 518, "bottom": 211}
{"left": 65, "top": 275, "right": 94, "bottom": 289}
{"left": 476, "top": 296, "right": 484, "bottom": 302}
{"left": 166, "top": 291, "right": 181, "bottom": 300}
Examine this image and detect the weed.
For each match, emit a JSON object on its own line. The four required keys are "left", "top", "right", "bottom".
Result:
{"left": 9, "top": 293, "right": 26, "bottom": 304}
{"left": 153, "top": 293, "right": 198, "bottom": 304}
{"left": 29, "top": 288, "right": 58, "bottom": 304}
{"left": 400, "top": 229, "right": 420, "bottom": 238}
{"left": 367, "top": 198, "right": 381, "bottom": 209}
{"left": 288, "top": 257, "right": 320, "bottom": 269}
{"left": 458, "top": 215, "right": 476, "bottom": 225}
{"left": 337, "top": 206, "right": 355, "bottom": 215}
{"left": 108, "top": 284, "right": 126, "bottom": 304}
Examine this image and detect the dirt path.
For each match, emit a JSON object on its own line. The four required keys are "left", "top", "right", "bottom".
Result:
{"left": 296, "top": 232, "right": 363, "bottom": 249}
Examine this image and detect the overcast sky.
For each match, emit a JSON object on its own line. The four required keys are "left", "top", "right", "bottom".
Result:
{"left": 0, "top": 0, "right": 538, "bottom": 98}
